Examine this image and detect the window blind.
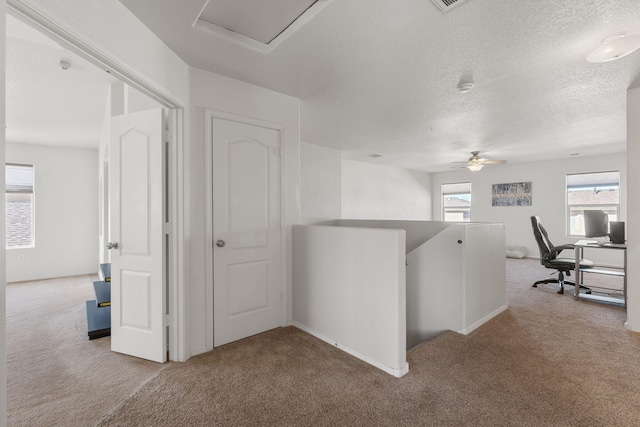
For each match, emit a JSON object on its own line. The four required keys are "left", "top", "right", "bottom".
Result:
{"left": 5, "top": 164, "right": 34, "bottom": 194}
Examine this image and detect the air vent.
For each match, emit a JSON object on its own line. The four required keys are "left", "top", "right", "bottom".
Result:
{"left": 431, "top": 0, "right": 469, "bottom": 13}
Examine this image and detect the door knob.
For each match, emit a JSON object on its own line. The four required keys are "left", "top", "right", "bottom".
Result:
{"left": 106, "top": 242, "right": 119, "bottom": 249}
{"left": 216, "top": 240, "right": 226, "bottom": 248}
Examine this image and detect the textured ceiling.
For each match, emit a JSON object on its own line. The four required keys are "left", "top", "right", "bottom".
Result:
{"left": 6, "top": 14, "right": 118, "bottom": 149}
{"left": 117, "top": 0, "right": 640, "bottom": 172}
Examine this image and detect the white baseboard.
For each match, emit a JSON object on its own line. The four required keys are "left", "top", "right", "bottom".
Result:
{"left": 459, "top": 304, "right": 508, "bottom": 335}
{"left": 291, "top": 322, "right": 409, "bottom": 378}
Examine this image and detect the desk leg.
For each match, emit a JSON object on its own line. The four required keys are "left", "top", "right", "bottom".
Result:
{"left": 574, "top": 246, "right": 581, "bottom": 300}
{"left": 624, "top": 248, "right": 627, "bottom": 309}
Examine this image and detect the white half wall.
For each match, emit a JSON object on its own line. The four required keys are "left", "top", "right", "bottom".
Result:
{"left": 5, "top": 142, "right": 99, "bottom": 282}
{"left": 292, "top": 225, "right": 408, "bottom": 377}
{"left": 300, "top": 142, "right": 341, "bottom": 225}
{"left": 406, "top": 222, "right": 507, "bottom": 349}
{"left": 342, "top": 159, "right": 432, "bottom": 220}
{"left": 431, "top": 153, "right": 627, "bottom": 266}
{"left": 626, "top": 86, "right": 640, "bottom": 332}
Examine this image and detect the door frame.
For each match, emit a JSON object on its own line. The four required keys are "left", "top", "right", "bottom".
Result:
{"left": 204, "top": 109, "right": 287, "bottom": 351}
{"left": 7, "top": 0, "right": 187, "bottom": 361}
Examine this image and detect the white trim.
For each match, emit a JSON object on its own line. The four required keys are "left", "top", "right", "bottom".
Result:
{"left": 194, "top": 19, "right": 269, "bottom": 54}
{"left": 7, "top": 0, "right": 188, "bottom": 362}
{"left": 292, "top": 322, "right": 410, "bottom": 378}
{"left": 167, "top": 108, "right": 187, "bottom": 362}
{"left": 458, "top": 304, "right": 508, "bottom": 335}
{"left": 193, "top": 0, "right": 333, "bottom": 55}
{"left": 205, "top": 109, "right": 287, "bottom": 351}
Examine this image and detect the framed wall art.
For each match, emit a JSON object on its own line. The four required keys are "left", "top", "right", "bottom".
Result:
{"left": 492, "top": 182, "right": 532, "bottom": 206}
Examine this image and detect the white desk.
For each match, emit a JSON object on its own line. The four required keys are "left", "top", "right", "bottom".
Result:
{"left": 574, "top": 240, "right": 627, "bottom": 307}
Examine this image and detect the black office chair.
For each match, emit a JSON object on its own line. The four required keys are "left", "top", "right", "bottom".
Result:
{"left": 530, "top": 216, "right": 593, "bottom": 294}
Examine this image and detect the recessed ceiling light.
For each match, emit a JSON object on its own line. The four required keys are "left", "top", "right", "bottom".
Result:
{"left": 587, "top": 31, "right": 640, "bottom": 63}
{"left": 570, "top": 153, "right": 580, "bottom": 156}
{"left": 368, "top": 153, "right": 383, "bottom": 158}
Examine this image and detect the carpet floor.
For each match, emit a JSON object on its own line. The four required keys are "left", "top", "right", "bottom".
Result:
{"left": 7, "top": 258, "right": 640, "bottom": 426}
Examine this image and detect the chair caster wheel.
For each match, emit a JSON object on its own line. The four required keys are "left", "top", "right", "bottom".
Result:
{"left": 558, "top": 288, "right": 564, "bottom": 294}
{"left": 532, "top": 284, "right": 538, "bottom": 288}
{"left": 586, "top": 290, "right": 591, "bottom": 294}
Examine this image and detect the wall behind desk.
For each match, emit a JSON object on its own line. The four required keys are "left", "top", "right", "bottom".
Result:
{"left": 432, "top": 153, "right": 627, "bottom": 267}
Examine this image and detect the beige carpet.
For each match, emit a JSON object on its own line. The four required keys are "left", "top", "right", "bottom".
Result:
{"left": 8, "top": 259, "right": 640, "bottom": 426}
{"left": 6, "top": 275, "right": 165, "bottom": 427}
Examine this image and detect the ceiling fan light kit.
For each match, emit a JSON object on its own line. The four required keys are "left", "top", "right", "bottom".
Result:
{"left": 453, "top": 151, "right": 507, "bottom": 172}
{"left": 587, "top": 31, "right": 640, "bottom": 63}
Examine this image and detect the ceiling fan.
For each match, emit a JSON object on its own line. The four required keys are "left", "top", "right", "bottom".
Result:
{"left": 453, "top": 151, "right": 507, "bottom": 172}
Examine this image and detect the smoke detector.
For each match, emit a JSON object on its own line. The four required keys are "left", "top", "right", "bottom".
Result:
{"left": 457, "top": 82, "right": 474, "bottom": 93}
{"left": 431, "top": 0, "right": 469, "bottom": 13}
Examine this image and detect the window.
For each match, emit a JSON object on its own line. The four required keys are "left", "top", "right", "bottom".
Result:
{"left": 5, "top": 164, "right": 35, "bottom": 248}
{"left": 566, "top": 171, "right": 619, "bottom": 236}
{"left": 442, "top": 182, "right": 471, "bottom": 222}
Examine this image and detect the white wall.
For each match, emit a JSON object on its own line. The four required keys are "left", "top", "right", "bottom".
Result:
{"left": 627, "top": 87, "right": 640, "bottom": 332}
{"left": 431, "top": 153, "right": 627, "bottom": 265}
{"left": 300, "top": 142, "right": 341, "bottom": 224}
{"left": 292, "top": 225, "right": 408, "bottom": 377}
{"left": 5, "top": 143, "right": 99, "bottom": 282}
{"left": 1, "top": 0, "right": 7, "bottom": 421}
{"left": 341, "top": 159, "right": 432, "bottom": 220}
{"left": 187, "top": 67, "right": 300, "bottom": 357}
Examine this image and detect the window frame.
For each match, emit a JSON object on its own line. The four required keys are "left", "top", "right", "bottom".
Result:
{"left": 442, "top": 182, "right": 471, "bottom": 222}
{"left": 5, "top": 163, "right": 36, "bottom": 249}
{"left": 566, "top": 171, "right": 620, "bottom": 238}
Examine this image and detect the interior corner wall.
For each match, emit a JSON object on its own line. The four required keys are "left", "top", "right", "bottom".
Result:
{"left": 5, "top": 143, "right": 99, "bottom": 282}
{"left": 626, "top": 86, "right": 640, "bottom": 332}
{"left": 341, "top": 159, "right": 432, "bottom": 220}
{"left": 300, "top": 142, "right": 341, "bottom": 224}
{"left": 431, "top": 152, "right": 627, "bottom": 265}
{"left": 187, "top": 67, "right": 301, "bottom": 358}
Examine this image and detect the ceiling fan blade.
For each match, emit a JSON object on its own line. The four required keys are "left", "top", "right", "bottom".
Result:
{"left": 480, "top": 159, "right": 507, "bottom": 165}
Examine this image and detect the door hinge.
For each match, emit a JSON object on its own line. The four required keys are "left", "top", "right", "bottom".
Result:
{"left": 163, "top": 130, "right": 171, "bottom": 144}
{"left": 163, "top": 222, "right": 171, "bottom": 234}
{"left": 164, "top": 314, "right": 172, "bottom": 327}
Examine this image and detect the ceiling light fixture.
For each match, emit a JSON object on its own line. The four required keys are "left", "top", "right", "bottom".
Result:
{"left": 467, "top": 162, "right": 483, "bottom": 172}
{"left": 59, "top": 60, "right": 70, "bottom": 70}
{"left": 587, "top": 31, "right": 640, "bottom": 63}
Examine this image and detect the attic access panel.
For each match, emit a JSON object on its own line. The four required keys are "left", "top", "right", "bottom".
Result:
{"left": 199, "top": 0, "right": 318, "bottom": 44}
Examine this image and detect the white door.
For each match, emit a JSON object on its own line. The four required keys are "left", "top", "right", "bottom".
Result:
{"left": 212, "top": 117, "right": 282, "bottom": 347}
{"left": 109, "top": 108, "right": 166, "bottom": 363}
